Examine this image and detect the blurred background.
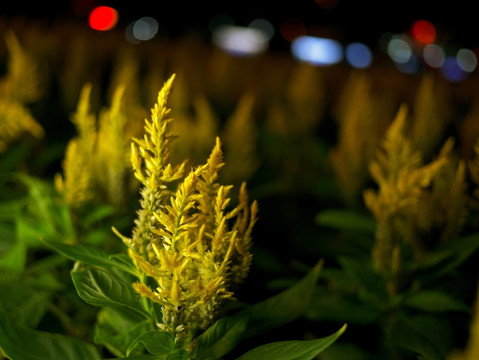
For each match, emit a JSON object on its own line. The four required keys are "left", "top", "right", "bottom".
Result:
{"left": 1, "top": 0, "right": 479, "bottom": 74}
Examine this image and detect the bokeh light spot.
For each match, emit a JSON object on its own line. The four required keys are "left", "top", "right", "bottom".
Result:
{"left": 345, "top": 42, "right": 373, "bottom": 69}
{"left": 248, "top": 18, "right": 274, "bottom": 40}
{"left": 441, "top": 56, "right": 467, "bottom": 82}
{"left": 423, "top": 44, "right": 445, "bottom": 68}
{"left": 456, "top": 48, "right": 477, "bottom": 72}
{"left": 291, "top": 36, "right": 343, "bottom": 66}
{"left": 280, "top": 19, "right": 307, "bottom": 42}
{"left": 89, "top": 6, "right": 118, "bottom": 31}
{"left": 212, "top": 25, "right": 269, "bottom": 57}
{"left": 315, "top": 0, "right": 339, "bottom": 9}
{"left": 394, "top": 53, "right": 420, "bottom": 74}
{"left": 411, "top": 20, "right": 436, "bottom": 44}
{"left": 387, "top": 35, "right": 413, "bottom": 64}
{"left": 132, "top": 17, "right": 159, "bottom": 41}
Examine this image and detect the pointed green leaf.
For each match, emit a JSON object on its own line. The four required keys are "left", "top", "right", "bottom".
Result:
{"left": 43, "top": 238, "right": 137, "bottom": 276}
{"left": 82, "top": 204, "right": 117, "bottom": 225}
{"left": 193, "top": 314, "right": 249, "bottom": 360}
{"left": 0, "top": 233, "right": 26, "bottom": 272}
{"left": 316, "top": 209, "right": 375, "bottom": 235}
{"left": 236, "top": 324, "right": 347, "bottom": 360}
{"left": 0, "top": 302, "right": 101, "bottom": 360}
{"left": 108, "top": 355, "right": 167, "bottom": 360}
{"left": 338, "top": 256, "right": 388, "bottom": 305}
{"left": 245, "top": 260, "right": 323, "bottom": 337}
{"left": 390, "top": 315, "right": 452, "bottom": 359}
{"left": 107, "top": 350, "right": 187, "bottom": 360}
{"left": 165, "top": 349, "right": 188, "bottom": 360}
{"left": 0, "top": 281, "right": 52, "bottom": 327}
{"left": 416, "top": 233, "right": 479, "bottom": 276}
{"left": 127, "top": 330, "right": 175, "bottom": 356}
{"left": 71, "top": 263, "right": 149, "bottom": 317}
{"left": 94, "top": 307, "right": 154, "bottom": 357}
{"left": 403, "top": 290, "right": 470, "bottom": 313}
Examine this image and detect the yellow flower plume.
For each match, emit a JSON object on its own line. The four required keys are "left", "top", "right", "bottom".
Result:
{"left": 113, "top": 75, "right": 258, "bottom": 343}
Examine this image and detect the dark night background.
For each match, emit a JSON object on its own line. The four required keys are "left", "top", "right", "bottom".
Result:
{"left": 1, "top": 1, "right": 478, "bottom": 51}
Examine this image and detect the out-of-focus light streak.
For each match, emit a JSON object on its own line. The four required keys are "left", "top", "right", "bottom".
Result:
{"left": 345, "top": 42, "right": 373, "bottom": 69}
{"left": 88, "top": 6, "right": 118, "bottom": 31}
{"left": 423, "top": 44, "right": 445, "bottom": 68}
{"left": 212, "top": 25, "right": 269, "bottom": 56}
{"left": 291, "top": 36, "right": 343, "bottom": 66}
{"left": 411, "top": 20, "right": 436, "bottom": 44}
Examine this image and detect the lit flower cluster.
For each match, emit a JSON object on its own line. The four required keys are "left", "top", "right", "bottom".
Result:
{"left": 113, "top": 74, "right": 258, "bottom": 343}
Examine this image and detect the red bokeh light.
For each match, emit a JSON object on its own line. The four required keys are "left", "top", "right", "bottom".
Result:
{"left": 88, "top": 6, "right": 118, "bottom": 31}
{"left": 280, "top": 19, "right": 307, "bottom": 42}
{"left": 411, "top": 20, "right": 436, "bottom": 44}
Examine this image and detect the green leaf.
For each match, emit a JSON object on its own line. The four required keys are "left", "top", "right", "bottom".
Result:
{"left": 82, "top": 204, "right": 117, "bottom": 226}
{"left": 193, "top": 314, "right": 250, "bottom": 360}
{"left": 71, "top": 263, "right": 149, "bottom": 318}
{"left": 338, "top": 256, "right": 388, "bottom": 305}
{"left": 316, "top": 209, "right": 375, "bottom": 235}
{"left": 107, "top": 351, "right": 187, "bottom": 360}
{"left": 0, "top": 281, "right": 52, "bottom": 327}
{"left": 94, "top": 307, "right": 154, "bottom": 357}
{"left": 0, "top": 200, "right": 21, "bottom": 220}
{"left": 244, "top": 260, "right": 323, "bottom": 337}
{"left": 128, "top": 331, "right": 175, "bottom": 356}
{"left": 0, "top": 233, "right": 26, "bottom": 273}
{"left": 0, "top": 302, "right": 101, "bottom": 360}
{"left": 165, "top": 349, "right": 188, "bottom": 360}
{"left": 43, "top": 238, "right": 137, "bottom": 276}
{"left": 16, "top": 215, "right": 56, "bottom": 247}
{"left": 416, "top": 233, "right": 479, "bottom": 276}
{"left": 108, "top": 355, "right": 168, "bottom": 360}
{"left": 390, "top": 314, "right": 452, "bottom": 359}
{"left": 402, "top": 290, "right": 470, "bottom": 313}
{"left": 305, "top": 292, "right": 379, "bottom": 325}
{"left": 236, "top": 324, "right": 347, "bottom": 360}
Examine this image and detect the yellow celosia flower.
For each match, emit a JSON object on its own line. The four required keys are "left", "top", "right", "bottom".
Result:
{"left": 169, "top": 92, "right": 218, "bottom": 167}
{"left": 70, "top": 83, "right": 97, "bottom": 155}
{"left": 222, "top": 92, "right": 259, "bottom": 184}
{"left": 411, "top": 73, "right": 451, "bottom": 160}
{"left": 55, "top": 83, "right": 96, "bottom": 208}
{"left": 0, "top": 99, "right": 44, "bottom": 152}
{"left": 0, "top": 30, "right": 42, "bottom": 103}
{"left": 415, "top": 138, "right": 467, "bottom": 244}
{"left": 56, "top": 82, "right": 133, "bottom": 208}
{"left": 113, "top": 74, "right": 258, "bottom": 344}
{"left": 364, "top": 104, "right": 448, "bottom": 275}
{"left": 96, "top": 85, "right": 130, "bottom": 206}
{"left": 330, "top": 71, "right": 393, "bottom": 206}
{"left": 54, "top": 139, "right": 92, "bottom": 208}
{"left": 0, "top": 31, "right": 44, "bottom": 152}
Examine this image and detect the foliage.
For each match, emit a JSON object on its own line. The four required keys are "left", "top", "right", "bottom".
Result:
{"left": 1, "top": 18, "right": 479, "bottom": 360}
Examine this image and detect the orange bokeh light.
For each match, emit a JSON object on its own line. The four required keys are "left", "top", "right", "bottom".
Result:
{"left": 411, "top": 20, "right": 436, "bottom": 44}
{"left": 88, "top": 6, "right": 118, "bottom": 31}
